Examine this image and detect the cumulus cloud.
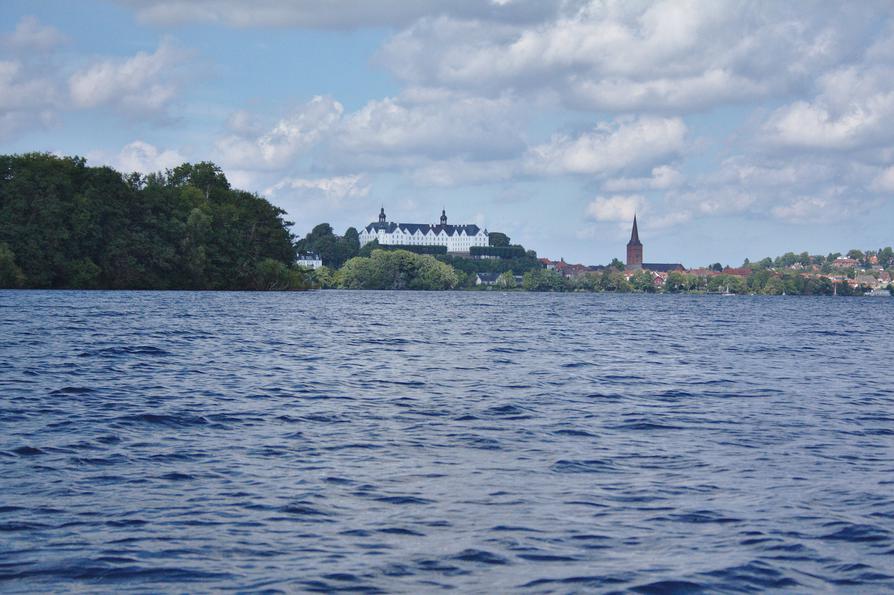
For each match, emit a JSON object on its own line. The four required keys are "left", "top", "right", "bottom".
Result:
{"left": 114, "top": 140, "right": 185, "bottom": 173}
{"left": 376, "top": 1, "right": 881, "bottom": 113}
{"left": 87, "top": 141, "right": 185, "bottom": 174}
{"left": 265, "top": 174, "right": 371, "bottom": 202}
{"left": 586, "top": 195, "right": 646, "bottom": 222}
{"left": 603, "top": 165, "right": 684, "bottom": 192}
{"left": 215, "top": 92, "right": 525, "bottom": 182}
{"left": 764, "top": 63, "right": 894, "bottom": 150}
{"left": 2, "top": 16, "right": 66, "bottom": 50}
{"left": 215, "top": 96, "right": 344, "bottom": 170}
{"left": 872, "top": 166, "right": 894, "bottom": 192}
{"left": 526, "top": 117, "right": 686, "bottom": 176}
{"left": 68, "top": 39, "right": 189, "bottom": 116}
{"left": 0, "top": 60, "right": 60, "bottom": 139}
{"left": 335, "top": 94, "right": 524, "bottom": 163}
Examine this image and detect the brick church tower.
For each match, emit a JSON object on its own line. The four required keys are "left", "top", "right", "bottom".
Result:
{"left": 626, "top": 215, "right": 643, "bottom": 269}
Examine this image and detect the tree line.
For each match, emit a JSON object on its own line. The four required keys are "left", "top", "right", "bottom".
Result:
{"left": 0, "top": 153, "right": 307, "bottom": 290}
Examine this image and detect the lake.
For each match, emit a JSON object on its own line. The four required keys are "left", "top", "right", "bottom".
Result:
{"left": 1, "top": 290, "right": 893, "bottom": 592}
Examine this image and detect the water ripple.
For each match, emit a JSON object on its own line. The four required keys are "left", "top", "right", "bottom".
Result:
{"left": 2, "top": 290, "right": 893, "bottom": 592}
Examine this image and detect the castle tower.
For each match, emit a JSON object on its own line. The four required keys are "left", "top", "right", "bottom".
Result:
{"left": 440, "top": 209, "right": 447, "bottom": 226}
{"left": 626, "top": 215, "right": 643, "bottom": 269}
{"left": 379, "top": 206, "right": 386, "bottom": 224}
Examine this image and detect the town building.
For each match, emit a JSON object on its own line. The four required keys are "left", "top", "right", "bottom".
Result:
{"left": 296, "top": 252, "right": 323, "bottom": 269}
{"left": 358, "top": 207, "right": 489, "bottom": 254}
{"left": 626, "top": 215, "right": 643, "bottom": 269}
{"left": 624, "top": 215, "right": 684, "bottom": 272}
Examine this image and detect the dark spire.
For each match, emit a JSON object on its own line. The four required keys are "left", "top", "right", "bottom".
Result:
{"left": 440, "top": 208, "right": 447, "bottom": 226}
{"left": 379, "top": 206, "right": 386, "bottom": 224}
{"left": 627, "top": 214, "right": 642, "bottom": 246}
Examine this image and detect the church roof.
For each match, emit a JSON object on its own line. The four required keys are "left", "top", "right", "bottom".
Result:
{"left": 627, "top": 215, "right": 642, "bottom": 246}
{"left": 642, "top": 263, "right": 684, "bottom": 272}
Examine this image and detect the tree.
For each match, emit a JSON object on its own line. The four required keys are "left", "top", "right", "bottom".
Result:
{"left": 0, "top": 153, "right": 298, "bottom": 290}
{"left": 847, "top": 249, "right": 864, "bottom": 262}
{"left": 609, "top": 258, "right": 625, "bottom": 271}
{"left": 311, "top": 266, "right": 335, "bottom": 289}
{"left": 489, "top": 232, "right": 510, "bottom": 247}
{"left": 522, "top": 269, "right": 567, "bottom": 291}
{"left": 763, "top": 276, "right": 785, "bottom": 295}
{"left": 630, "top": 270, "right": 655, "bottom": 292}
{"left": 0, "top": 243, "right": 25, "bottom": 288}
{"left": 599, "top": 270, "right": 631, "bottom": 292}
{"left": 665, "top": 271, "right": 689, "bottom": 293}
{"left": 493, "top": 270, "right": 515, "bottom": 289}
{"left": 710, "top": 262, "right": 723, "bottom": 272}
{"left": 337, "top": 250, "right": 459, "bottom": 290}
{"left": 295, "top": 223, "right": 359, "bottom": 269}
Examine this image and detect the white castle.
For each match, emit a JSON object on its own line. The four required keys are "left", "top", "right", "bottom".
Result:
{"left": 359, "top": 208, "right": 489, "bottom": 253}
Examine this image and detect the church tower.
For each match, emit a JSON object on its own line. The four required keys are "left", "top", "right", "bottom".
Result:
{"left": 626, "top": 215, "right": 643, "bottom": 269}
{"left": 440, "top": 209, "right": 448, "bottom": 226}
{"left": 379, "top": 206, "right": 387, "bottom": 225}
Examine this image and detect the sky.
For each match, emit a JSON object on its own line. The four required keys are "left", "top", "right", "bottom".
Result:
{"left": 1, "top": 0, "right": 893, "bottom": 266}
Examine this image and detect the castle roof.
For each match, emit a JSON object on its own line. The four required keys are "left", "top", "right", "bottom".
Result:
{"left": 364, "top": 221, "right": 484, "bottom": 237}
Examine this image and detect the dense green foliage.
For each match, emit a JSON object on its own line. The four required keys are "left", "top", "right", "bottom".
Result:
{"left": 438, "top": 252, "right": 543, "bottom": 278}
{"left": 744, "top": 247, "right": 894, "bottom": 272}
{"left": 488, "top": 232, "right": 510, "bottom": 247}
{"left": 0, "top": 153, "right": 307, "bottom": 290}
{"left": 336, "top": 249, "right": 460, "bottom": 290}
{"left": 470, "top": 245, "right": 527, "bottom": 259}
{"left": 294, "top": 223, "right": 359, "bottom": 269}
{"left": 378, "top": 244, "right": 447, "bottom": 255}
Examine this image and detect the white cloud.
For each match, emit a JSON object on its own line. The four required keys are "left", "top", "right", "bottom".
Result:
{"left": 2, "top": 16, "right": 66, "bottom": 50}
{"left": 526, "top": 117, "right": 686, "bottom": 176}
{"left": 585, "top": 195, "right": 646, "bottom": 222}
{"left": 0, "top": 60, "right": 59, "bottom": 139}
{"left": 88, "top": 141, "right": 185, "bottom": 174}
{"left": 115, "top": 140, "right": 185, "bottom": 173}
{"left": 215, "top": 96, "right": 344, "bottom": 169}
{"left": 335, "top": 93, "right": 524, "bottom": 162}
{"left": 215, "top": 92, "right": 525, "bottom": 183}
{"left": 871, "top": 166, "right": 894, "bottom": 192}
{"left": 68, "top": 39, "right": 188, "bottom": 116}
{"left": 764, "top": 62, "right": 894, "bottom": 150}
{"left": 376, "top": 2, "right": 880, "bottom": 113}
{"left": 603, "top": 165, "right": 684, "bottom": 192}
{"left": 0, "top": 60, "right": 58, "bottom": 111}
{"left": 265, "top": 174, "right": 370, "bottom": 201}
{"left": 410, "top": 159, "right": 518, "bottom": 187}
{"left": 771, "top": 196, "right": 831, "bottom": 221}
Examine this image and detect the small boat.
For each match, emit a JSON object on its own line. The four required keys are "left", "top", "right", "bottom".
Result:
{"left": 866, "top": 288, "right": 891, "bottom": 297}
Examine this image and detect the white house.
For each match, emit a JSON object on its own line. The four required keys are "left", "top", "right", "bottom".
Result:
{"left": 358, "top": 208, "right": 488, "bottom": 254}
{"left": 296, "top": 252, "right": 323, "bottom": 270}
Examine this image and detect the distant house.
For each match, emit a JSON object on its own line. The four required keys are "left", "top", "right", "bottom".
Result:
{"left": 855, "top": 274, "right": 879, "bottom": 288}
{"left": 475, "top": 272, "right": 523, "bottom": 287}
{"left": 296, "top": 252, "right": 323, "bottom": 270}
{"left": 832, "top": 257, "right": 859, "bottom": 268}
{"left": 475, "top": 272, "right": 501, "bottom": 286}
{"left": 722, "top": 267, "right": 752, "bottom": 277}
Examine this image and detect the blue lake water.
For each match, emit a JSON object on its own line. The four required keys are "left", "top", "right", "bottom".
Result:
{"left": 1, "top": 290, "right": 893, "bottom": 592}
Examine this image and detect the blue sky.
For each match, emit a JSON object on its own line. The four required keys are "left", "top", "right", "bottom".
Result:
{"left": 2, "top": 1, "right": 892, "bottom": 266}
